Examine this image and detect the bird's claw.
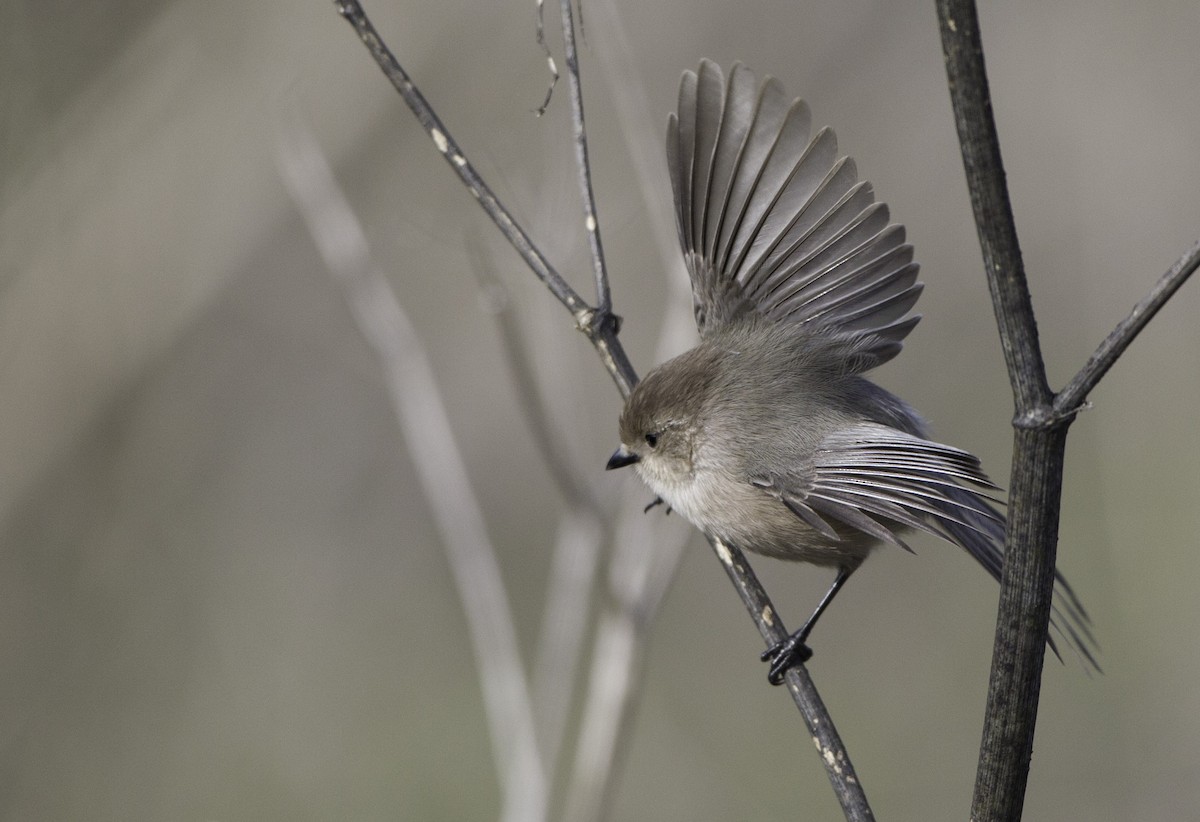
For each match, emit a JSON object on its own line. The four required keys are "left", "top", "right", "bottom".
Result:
{"left": 761, "top": 635, "right": 813, "bottom": 685}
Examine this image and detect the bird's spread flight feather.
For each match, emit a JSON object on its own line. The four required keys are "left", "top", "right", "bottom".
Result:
{"left": 667, "top": 60, "right": 923, "bottom": 367}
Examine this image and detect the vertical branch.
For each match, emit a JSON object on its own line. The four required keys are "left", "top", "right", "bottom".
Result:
{"left": 936, "top": 0, "right": 1051, "bottom": 417}
{"left": 973, "top": 427, "right": 1067, "bottom": 820}
{"left": 936, "top": 2, "right": 1061, "bottom": 819}
{"left": 558, "top": 0, "right": 613, "bottom": 313}
{"left": 940, "top": 3, "right": 1199, "bottom": 819}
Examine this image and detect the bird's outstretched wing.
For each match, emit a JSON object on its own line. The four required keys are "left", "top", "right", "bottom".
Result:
{"left": 667, "top": 60, "right": 922, "bottom": 369}
{"left": 751, "top": 423, "right": 1100, "bottom": 670}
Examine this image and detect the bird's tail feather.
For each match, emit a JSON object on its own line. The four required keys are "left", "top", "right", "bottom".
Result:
{"left": 937, "top": 486, "right": 1101, "bottom": 672}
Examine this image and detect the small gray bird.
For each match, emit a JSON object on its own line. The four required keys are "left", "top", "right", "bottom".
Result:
{"left": 607, "top": 60, "right": 1096, "bottom": 684}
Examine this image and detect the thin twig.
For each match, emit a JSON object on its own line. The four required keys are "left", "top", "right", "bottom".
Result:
{"left": 1056, "top": 238, "right": 1200, "bottom": 415}
{"left": 275, "top": 122, "right": 547, "bottom": 822}
{"left": 533, "top": 0, "right": 560, "bottom": 117}
{"left": 535, "top": 509, "right": 606, "bottom": 776}
{"left": 558, "top": 0, "right": 612, "bottom": 313}
{"left": 585, "top": 0, "right": 696, "bottom": 315}
{"left": 709, "top": 538, "right": 874, "bottom": 821}
{"left": 333, "top": 1, "right": 584, "bottom": 317}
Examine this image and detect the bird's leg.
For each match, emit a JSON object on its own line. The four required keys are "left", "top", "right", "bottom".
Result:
{"left": 761, "top": 565, "right": 855, "bottom": 685}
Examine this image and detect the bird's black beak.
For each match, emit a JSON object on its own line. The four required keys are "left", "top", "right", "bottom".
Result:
{"left": 606, "top": 445, "right": 640, "bottom": 470}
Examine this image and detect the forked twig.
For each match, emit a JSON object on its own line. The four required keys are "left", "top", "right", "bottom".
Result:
{"left": 334, "top": 0, "right": 637, "bottom": 398}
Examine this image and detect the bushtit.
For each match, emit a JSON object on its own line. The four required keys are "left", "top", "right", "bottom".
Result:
{"left": 607, "top": 61, "right": 1096, "bottom": 684}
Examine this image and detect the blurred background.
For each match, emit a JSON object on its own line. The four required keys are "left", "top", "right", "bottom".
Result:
{"left": 3, "top": 1, "right": 1199, "bottom": 819}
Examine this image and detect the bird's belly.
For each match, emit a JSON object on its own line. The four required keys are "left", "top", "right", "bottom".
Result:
{"left": 643, "top": 466, "right": 873, "bottom": 567}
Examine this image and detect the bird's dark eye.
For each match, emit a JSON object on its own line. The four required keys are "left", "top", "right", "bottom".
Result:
{"left": 644, "top": 432, "right": 659, "bottom": 448}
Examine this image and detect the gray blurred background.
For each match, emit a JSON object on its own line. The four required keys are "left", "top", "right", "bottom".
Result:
{"left": 3, "top": 1, "right": 1199, "bottom": 819}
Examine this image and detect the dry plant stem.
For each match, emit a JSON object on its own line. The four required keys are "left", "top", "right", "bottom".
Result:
{"left": 558, "top": 0, "right": 613, "bottom": 313}
{"left": 939, "top": 2, "right": 1200, "bottom": 820}
{"left": 535, "top": 510, "right": 605, "bottom": 773}
{"left": 275, "top": 125, "right": 547, "bottom": 822}
{"left": 333, "top": 0, "right": 637, "bottom": 398}
{"left": 334, "top": 2, "right": 869, "bottom": 818}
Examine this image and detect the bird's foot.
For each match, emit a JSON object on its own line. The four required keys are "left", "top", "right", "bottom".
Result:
{"left": 643, "top": 496, "right": 671, "bottom": 515}
{"left": 761, "top": 633, "right": 813, "bottom": 686}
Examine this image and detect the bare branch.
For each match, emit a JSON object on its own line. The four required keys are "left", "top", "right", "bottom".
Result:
{"left": 558, "top": 0, "right": 613, "bottom": 313}
{"left": 937, "top": 0, "right": 1051, "bottom": 417}
{"left": 1056, "top": 238, "right": 1200, "bottom": 415}
{"left": 709, "top": 538, "right": 875, "bottom": 821}
{"left": 275, "top": 122, "right": 547, "bottom": 822}
{"left": 937, "top": 4, "right": 1062, "bottom": 819}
